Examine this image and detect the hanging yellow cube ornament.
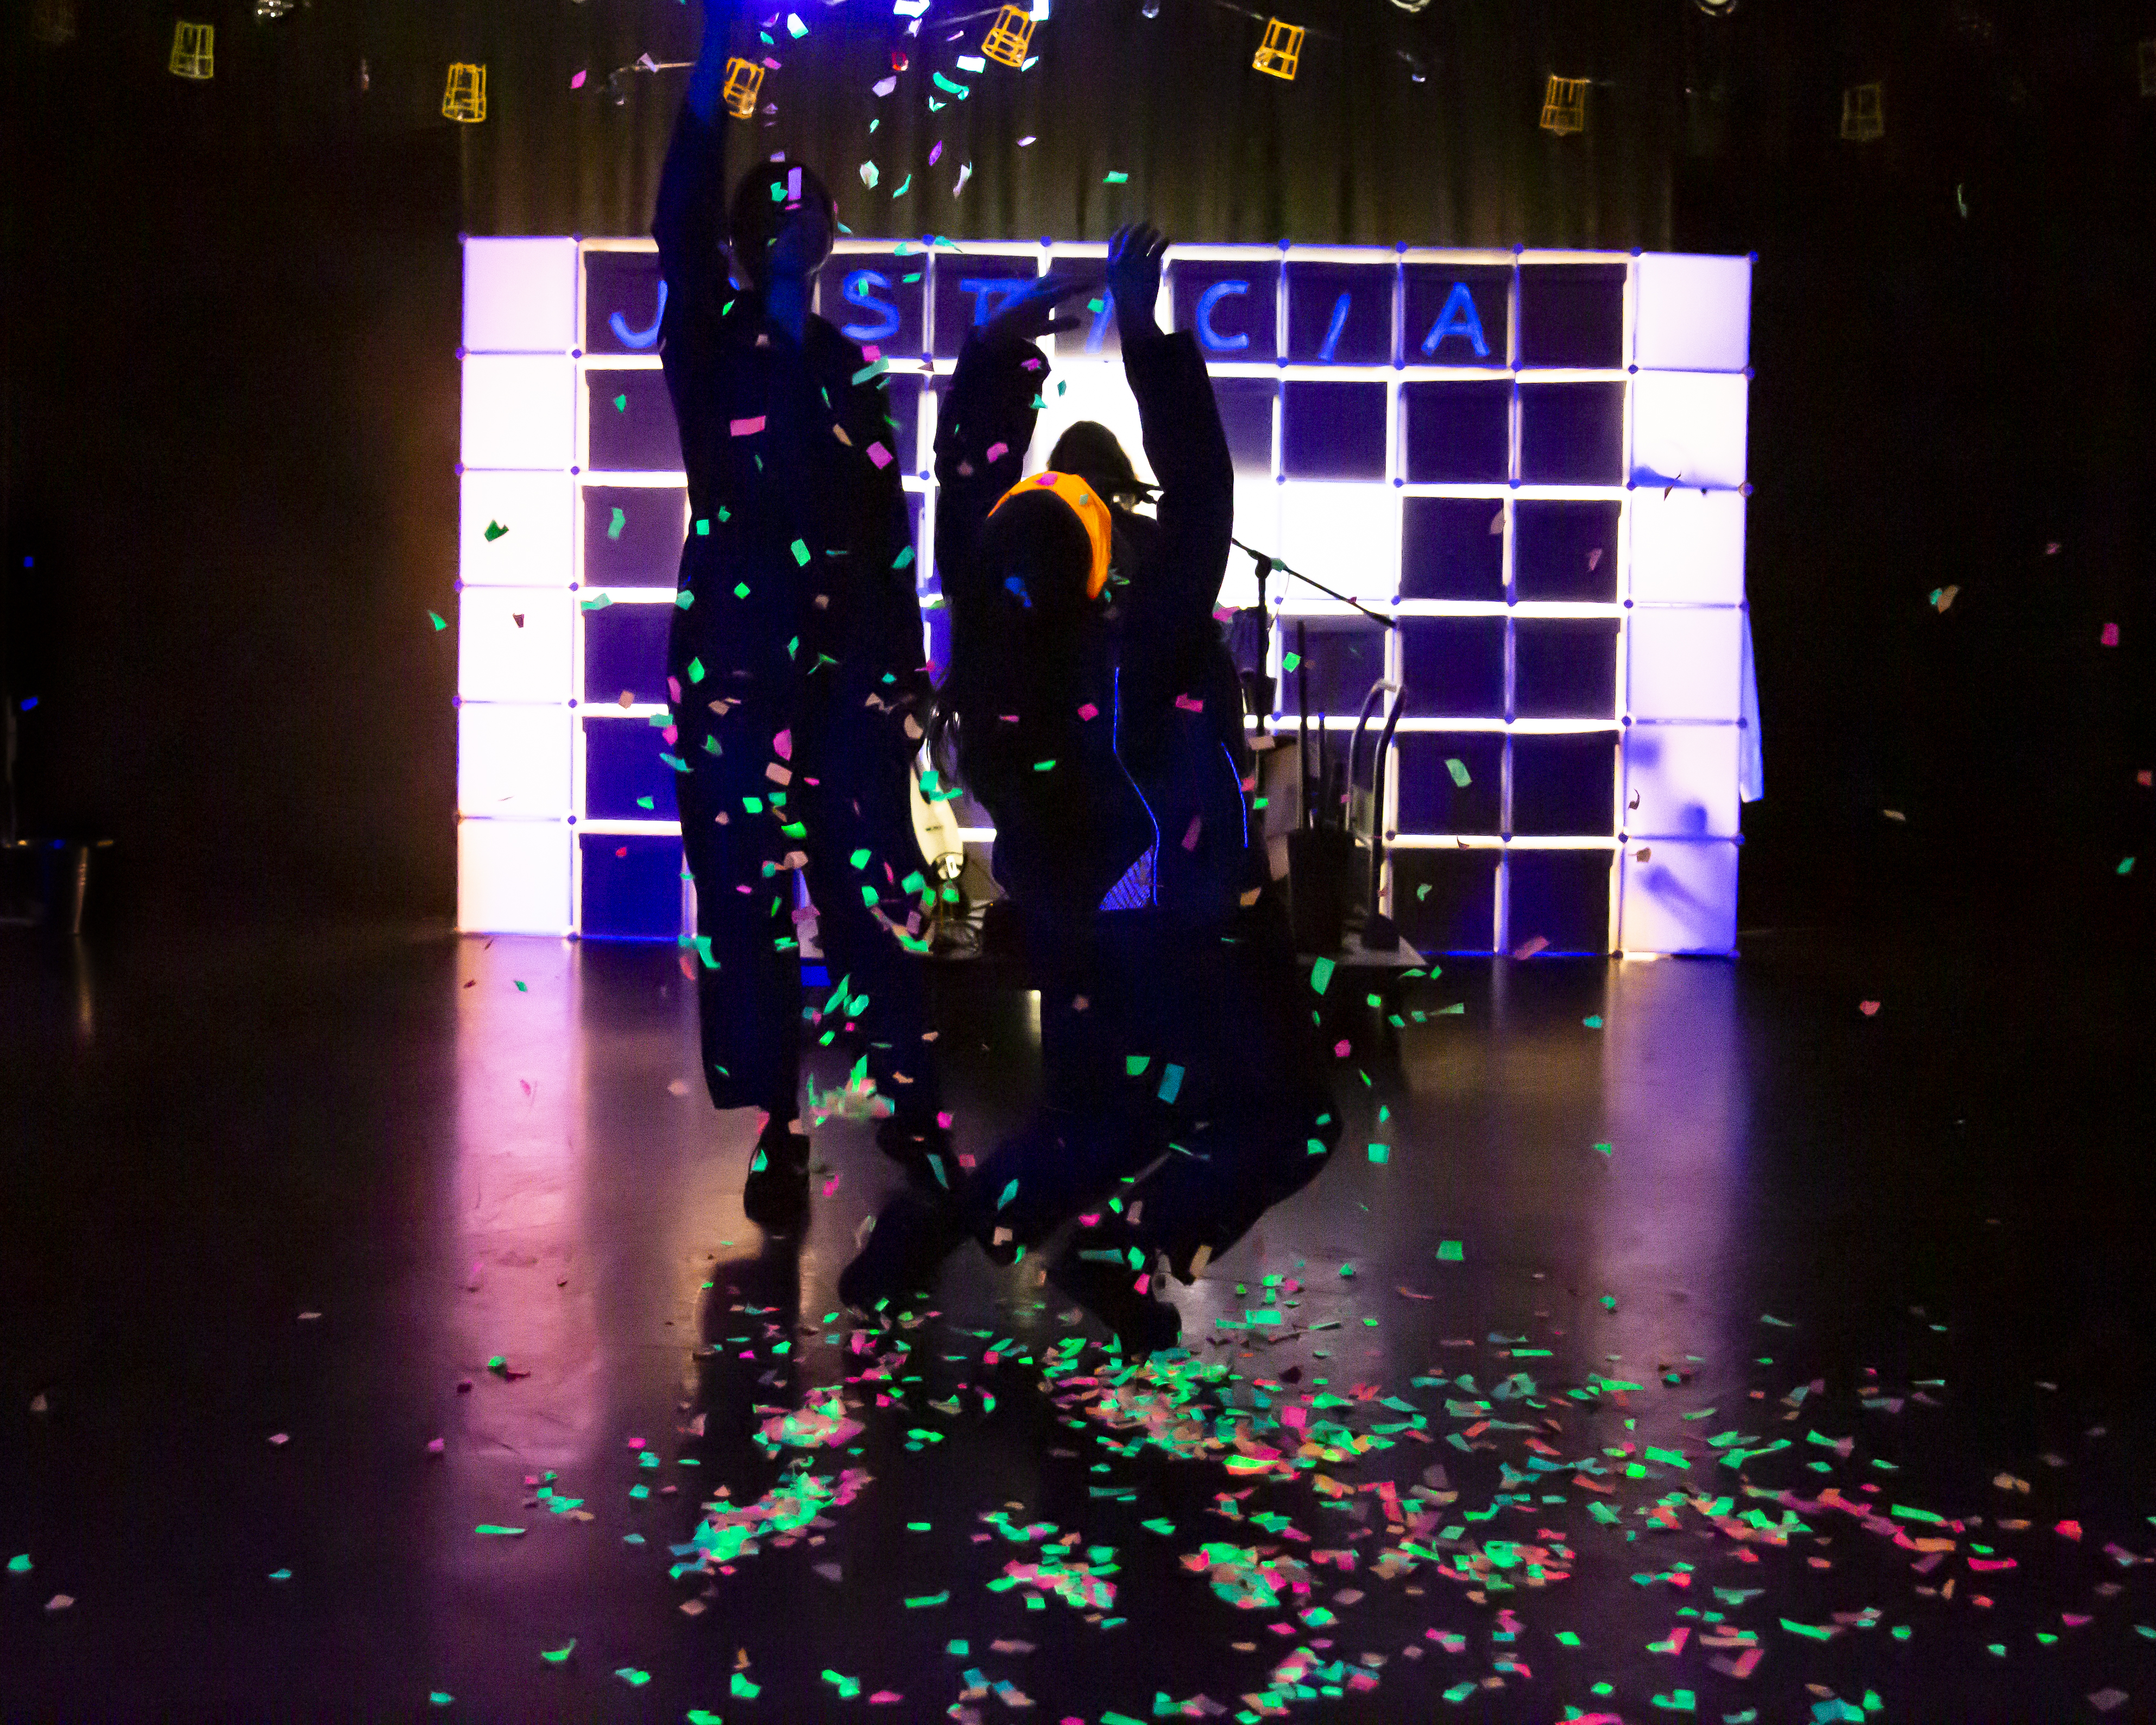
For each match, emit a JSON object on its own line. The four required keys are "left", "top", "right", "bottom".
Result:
{"left": 981, "top": 6, "right": 1035, "bottom": 69}
{"left": 1252, "top": 17, "right": 1303, "bottom": 80}
{"left": 169, "top": 20, "right": 213, "bottom": 79}
{"left": 1841, "top": 81, "right": 1883, "bottom": 141}
{"left": 443, "top": 62, "right": 487, "bottom": 123}
{"left": 722, "top": 56, "right": 765, "bottom": 119}
{"left": 1540, "top": 75, "right": 1588, "bottom": 135}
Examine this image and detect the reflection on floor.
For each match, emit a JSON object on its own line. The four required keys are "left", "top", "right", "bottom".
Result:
{"left": 1, "top": 924, "right": 2151, "bottom": 1721}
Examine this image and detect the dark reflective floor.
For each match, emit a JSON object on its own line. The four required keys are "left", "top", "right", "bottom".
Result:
{"left": 2, "top": 924, "right": 2152, "bottom": 1722}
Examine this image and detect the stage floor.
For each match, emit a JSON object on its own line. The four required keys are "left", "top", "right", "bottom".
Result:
{"left": 1, "top": 924, "right": 2151, "bottom": 1720}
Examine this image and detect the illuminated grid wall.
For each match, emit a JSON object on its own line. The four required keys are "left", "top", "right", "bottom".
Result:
{"left": 457, "top": 237, "right": 1751, "bottom": 955}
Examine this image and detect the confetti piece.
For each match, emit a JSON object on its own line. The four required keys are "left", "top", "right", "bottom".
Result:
{"left": 867, "top": 441, "right": 893, "bottom": 468}
{"left": 1582, "top": 1014, "right": 1604, "bottom": 1029}
{"left": 791, "top": 539, "right": 811, "bottom": 565}
{"left": 7, "top": 1554, "right": 29, "bottom": 1573}
{"left": 541, "top": 1640, "right": 576, "bottom": 1664}
{"left": 1367, "top": 1143, "right": 1388, "bottom": 1163}
{"left": 475, "top": 1525, "right": 527, "bottom": 1537}
{"left": 615, "top": 1668, "right": 651, "bottom": 1688}
{"left": 1859, "top": 1000, "right": 1881, "bottom": 1016}
{"left": 428, "top": 611, "right": 447, "bottom": 631}
{"left": 1445, "top": 757, "right": 1471, "bottom": 787}
{"left": 482, "top": 519, "right": 509, "bottom": 541}
{"left": 730, "top": 415, "right": 767, "bottom": 436}
{"left": 1436, "top": 1240, "right": 1464, "bottom": 1261}
{"left": 1104, "top": 170, "right": 1129, "bottom": 184}
{"left": 2101, "top": 622, "right": 2120, "bottom": 645}
{"left": 570, "top": 70, "right": 585, "bottom": 89}
{"left": 268, "top": 1568, "right": 292, "bottom": 1582}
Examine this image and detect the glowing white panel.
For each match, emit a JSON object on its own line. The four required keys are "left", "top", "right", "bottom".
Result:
{"left": 462, "top": 237, "right": 579, "bottom": 354}
{"left": 1631, "top": 372, "right": 1748, "bottom": 492}
{"left": 461, "top": 355, "right": 576, "bottom": 470}
{"left": 457, "top": 819, "right": 573, "bottom": 935}
{"left": 1278, "top": 483, "right": 1397, "bottom": 604}
{"left": 1623, "top": 723, "right": 1739, "bottom": 839}
{"left": 458, "top": 588, "right": 574, "bottom": 703}
{"left": 458, "top": 704, "right": 573, "bottom": 819}
{"left": 1618, "top": 839, "right": 1737, "bottom": 955}
{"left": 1628, "top": 487, "right": 1745, "bottom": 604}
{"left": 1219, "top": 477, "right": 1282, "bottom": 610}
{"left": 1632, "top": 253, "right": 1751, "bottom": 373}
{"left": 1025, "top": 360, "right": 1155, "bottom": 490}
{"left": 1627, "top": 608, "right": 1742, "bottom": 721}
{"left": 459, "top": 473, "right": 575, "bottom": 587}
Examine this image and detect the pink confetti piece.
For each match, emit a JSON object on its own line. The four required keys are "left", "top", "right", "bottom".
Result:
{"left": 937, "top": 1110, "right": 954, "bottom": 1128}
{"left": 1859, "top": 999, "right": 1881, "bottom": 1016}
{"left": 1181, "top": 815, "right": 1202, "bottom": 851}
{"left": 730, "top": 415, "right": 767, "bottom": 437}
{"left": 1174, "top": 693, "right": 1205, "bottom": 712}
{"left": 426, "top": 1437, "right": 445, "bottom": 1454}
{"left": 985, "top": 440, "right": 1008, "bottom": 462}
{"left": 773, "top": 728, "right": 793, "bottom": 760}
{"left": 867, "top": 442, "right": 893, "bottom": 468}
{"left": 1333, "top": 1039, "right": 1351, "bottom": 1057}
{"left": 928, "top": 141, "right": 943, "bottom": 165}
{"left": 2101, "top": 621, "right": 2120, "bottom": 645}
{"left": 570, "top": 70, "right": 587, "bottom": 89}
{"left": 268, "top": 1433, "right": 290, "bottom": 1446}
{"left": 1076, "top": 702, "right": 1099, "bottom": 720}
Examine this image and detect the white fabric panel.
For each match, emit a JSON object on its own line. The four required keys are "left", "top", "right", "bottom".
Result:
{"left": 1632, "top": 253, "right": 1751, "bottom": 373}
{"left": 1618, "top": 838, "right": 1738, "bottom": 955}
{"left": 457, "top": 820, "right": 573, "bottom": 935}
{"left": 1630, "top": 372, "right": 1748, "bottom": 492}
{"left": 1277, "top": 483, "right": 1398, "bottom": 604}
{"left": 461, "top": 355, "right": 577, "bottom": 470}
{"left": 1627, "top": 608, "right": 1743, "bottom": 721}
{"left": 459, "top": 473, "right": 575, "bottom": 587}
{"left": 1623, "top": 723, "right": 1739, "bottom": 839}
{"left": 458, "top": 704, "right": 574, "bottom": 819}
{"left": 458, "top": 588, "right": 575, "bottom": 703}
{"left": 462, "top": 237, "right": 580, "bottom": 354}
{"left": 1627, "top": 487, "right": 1745, "bottom": 604}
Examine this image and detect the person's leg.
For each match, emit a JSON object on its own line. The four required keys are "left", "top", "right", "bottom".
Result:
{"left": 794, "top": 699, "right": 946, "bottom": 1170}
{"left": 677, "top": 720, "right": 812, "bottom": 1227}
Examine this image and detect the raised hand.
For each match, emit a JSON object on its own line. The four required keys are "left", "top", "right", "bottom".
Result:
{"left": 1104, "top": 222, "right": 1167, "bottom": 340}
{"left": 980, "top": 269, "right": 1105, "bottom": 348}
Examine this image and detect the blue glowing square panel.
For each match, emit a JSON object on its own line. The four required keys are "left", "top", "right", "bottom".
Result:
{"left": 460, "top": 240, "right": 1752, "bottom": 954}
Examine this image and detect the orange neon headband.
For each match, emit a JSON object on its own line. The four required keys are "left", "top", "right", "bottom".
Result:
{"left": 986, "top": 469, "right": 1115, "bottom": 601}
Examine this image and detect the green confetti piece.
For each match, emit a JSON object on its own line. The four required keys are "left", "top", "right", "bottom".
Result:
{"left": 688, "top": 657, "right": 706, "bottom": 683}
{"left": 268, "top": 1567, "right": 292, "bottom": 1581}
{"left": 428, "top": 1693, "right": 453, "bottom": 1708}
{"left": 733, "top": 581, "right": 751, "bottom": 599}
{"left": 1157, "top": 1063, "right": 1184, "bottom": 1103}
{"left": 1032, "top": 758, "right": 1056, "bottom": 771}
{"left": 1593, "top": 1141, "right": 1613, "bottom": 1155}
{"left": 540, "top": 1640, "right": 576, "bottom": 1664}
{"left": 636, "top": 795, "right": 656, "bottom": 810}
{"left": 849, "top": 847, "right": 872, "bottom": 869}
{"left": 1436, "top": 1239, "right": 1464, "bottom": 1261}
{"left": 741, "top": 795, "right": 764, "bottom": 814}
{"left": 731, "top": 1672, "right": 761, "bottom": 1698}
{"left": 688, "top": 1713, "right": 724, "bottom": 1724}
{"left": 996, "top": 1179, "right": 1019, "bottom": 1210}
{"left": 790, "top": 538, "right": 811, "bottom": 566}
{"left": 579, "top": 593, "right": 615, "bottom": 612}
{"left": 474, "top": 1524, "right": 526, "bottom": 1537}
{"left": 607, "top": 506, "right": 627, "bottom": 540}
{"left": 1367, "top": 1143, "right": 1388, "bottom": 1163}
{"left": 6, "top": 1555, "right": 29, "bottom": 1573}
{"left": 674, "top": 588, "right": 695, "bottom": 609}
{"left": 695, "top": 517, "right": 710, "bottom": 536}
{"left": 1555, "top": 1630, "right": 1581, "bottom": 1647}
{"left": 1650, "top": 1694, "right": 1696, "bottom": 1715}
{"left": 615, "top": 1668, "right": 651, "bottom": 1688}
{"left": 482, "top": 519, "right": 509, "bottom": 542}
{"left": 904, "top": 1590, "right": 950, "bottom": 1608}
{"left": 894, "top": 545, "right": 915, "bottom": 569}
{"left": 2121, "top": 856, "right": 2137, "bottom": 875}
{"left": 1104, "top": 170, "right": 1129, "bottom": 184}
{"left": 907, "top": 1521, "right": 931, "bottom": 1531}
{"left": 1780, "top": 1617, "right": 1837, "bottom": 1640}
{"left": 1310, "top": 955, "right": 1334, "bottom": 994}
{"left": 1445, "top": 756, "right": 1471, "bottom": 787}
{"left": 428, "top": 610, "right": 447, "bottom": 631}
{"left": 1125, "top": 1055, "right": 1150, "bottom": 1076}
{"left": 823, "top": 1672, "right": 862, "bottom": 1699}
{"left": 1583, "top": 1013, "right": 1604, "bottom": 1029}
{"left": 931, "top": 71, "right": 969, "bottom": 96}
{"left": 1141, "top": 1518, "right": 1176, "bottom": 1535}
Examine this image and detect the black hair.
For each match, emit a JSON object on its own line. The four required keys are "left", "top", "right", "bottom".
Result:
{"left": 932, "top": 490, "right": 1100, "bottom": 817}
{"left": 726, "top": 157, "right": 836, "bottom": 285}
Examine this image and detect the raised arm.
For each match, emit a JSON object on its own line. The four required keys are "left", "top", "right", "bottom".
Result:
{"left": 1108, "top": 226, "right": 1234, "bottom": 645}
{"left": 653, "top": 0, "right": 741, "bottom": 326}
{"left": 932, "top": 271, "right": 1100, "bottom": 584}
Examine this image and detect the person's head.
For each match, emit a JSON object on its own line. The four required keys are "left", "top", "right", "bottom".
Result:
{"left": 727, "top": 158, "right": 836, "bottom": 293}
{"left": 1046, "top": 420, "right": 1149, "bottom": 509}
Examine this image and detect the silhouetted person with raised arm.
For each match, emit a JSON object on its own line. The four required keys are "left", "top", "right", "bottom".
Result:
{"left": 653, "top": 0, "right": 947, "bottom": 1231}
{"left": 840, "top": 225, "right": 1340, "bottom": 1352}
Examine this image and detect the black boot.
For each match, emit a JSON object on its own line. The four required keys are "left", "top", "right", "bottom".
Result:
{"left": 742, "top": 1120, "right": 811, "bottom": 1233}
{"left": 1047, "top": 1245, "right": 1182, "bottom": 1356}
{"left": 838, "top": 1189, "right": 968, "bottom": 1317}
{"left": 875, "top": 1117, "right": 961, "bottom": 1200}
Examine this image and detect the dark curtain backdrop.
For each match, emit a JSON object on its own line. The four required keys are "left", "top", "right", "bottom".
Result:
{"left": 3, "top": 0, "right": 2154, "bottom": 942}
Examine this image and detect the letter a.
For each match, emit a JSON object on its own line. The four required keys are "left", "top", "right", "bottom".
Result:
{"left": 1420, "top": 281, "right": 1489, "bottom": 358}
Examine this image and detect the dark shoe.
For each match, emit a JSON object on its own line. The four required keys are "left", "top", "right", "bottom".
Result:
{"left": 742, "top": 1123, "right": 811, "bottom": 1233}
{"left": 839, "top": 1190, "right": 967, "bottom": 1316}
{"left": 1047, "top": 1246, "right": 1182, "bottom": 1356}
{"left": 876, "top": 1118, "right": 960, "bottom": 1200}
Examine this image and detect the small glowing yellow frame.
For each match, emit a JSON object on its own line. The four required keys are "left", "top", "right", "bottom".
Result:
{"left": 1540, "top": 75, "right": 1588, "bottom": 135}
{"left": 444, "top": 62, "right": 488, "bottom": 123}
{"left": 982, "top": 6, "right": 1036, "bottom": 69}
{"left": 723, "top": 58, "right": 765, "bottom": 119}
{"left": 169, "top": 21, "right": 213, "bottom": 80}
{"left": 1253, "top": 18, "right": 1303, "bottom": 81}
{"left": 1841, "top": 83, "right": 1883, "bottom": 141}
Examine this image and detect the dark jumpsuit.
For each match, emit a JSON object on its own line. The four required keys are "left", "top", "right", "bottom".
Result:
{"left": 934, "top": 324, "right": 1340, "bottom": 1280}
{"left": 652, "top": 103, "right": 940, "bottom": 1130}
